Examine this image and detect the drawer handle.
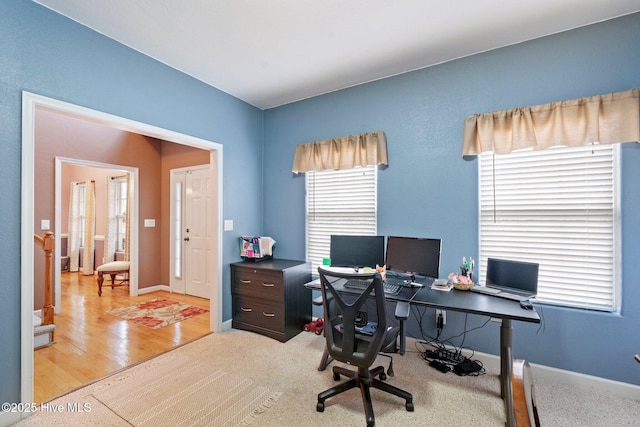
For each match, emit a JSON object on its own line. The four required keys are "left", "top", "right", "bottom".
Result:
{"left": 262, "top": 283, "right": 275, "bottom": 287}
{"left": 262, "top": 312, "right": 276, "bottom": 317}
{"left": 241, "top": 307, "right": 253, "bottom": 312}
{"left": 240, "top": 280, "right": 252, "bottom": 284}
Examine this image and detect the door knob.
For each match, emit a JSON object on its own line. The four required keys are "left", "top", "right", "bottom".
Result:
{"left": 184, "top": 237, "right": 190, "bottom": 242}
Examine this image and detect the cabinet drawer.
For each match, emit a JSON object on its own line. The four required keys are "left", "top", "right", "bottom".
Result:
{"left": 233, "top": 268, "right": 283, "bottom": 301}
{"left": 233, "top": 295, "right": 285, "bottom": 333}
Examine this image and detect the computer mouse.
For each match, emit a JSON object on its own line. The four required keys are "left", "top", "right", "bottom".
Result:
{"left": 520, "top": 300, "right": 533, "bottom": 310}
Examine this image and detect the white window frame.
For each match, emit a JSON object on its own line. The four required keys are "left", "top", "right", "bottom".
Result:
{"left": 478, "top": 143, "right": 620, "bottom": 312}
{"left": 306, "top": 166, "right": 378, "bottom": 273}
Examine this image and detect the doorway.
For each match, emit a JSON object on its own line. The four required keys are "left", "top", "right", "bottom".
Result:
{"left": 170, "top": 165, "right": 212, "bottom": 299}
{"left": 54, "top": 160, "right": 138, "bottom": 312}
{"left": 21, "top": 91, "right": 224, "bottom": 404}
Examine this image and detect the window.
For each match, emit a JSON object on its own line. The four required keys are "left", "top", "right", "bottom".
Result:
{"left": 306, "top": 166, "right": 377, "bottom": 273}
{"left": 173, "top": 180, "right": 183, "bottom": 279}
{"left": 115, "top": 178, "right": 128, "bottom": 253}
{"left": 478, "top": 143, "right": 619, "bottom": 311}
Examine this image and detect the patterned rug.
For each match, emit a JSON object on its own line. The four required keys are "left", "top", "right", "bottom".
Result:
{"left": 108, "top": 298, "right": 208, "bottom": 329}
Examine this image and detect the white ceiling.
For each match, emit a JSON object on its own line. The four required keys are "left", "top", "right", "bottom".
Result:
{"left": 34, "top": 0, "right": 640, "bottom": 109}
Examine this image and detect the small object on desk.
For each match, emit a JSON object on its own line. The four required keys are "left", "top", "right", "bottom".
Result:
{"left": 430, "top": 279, "right": 453, "bottom": 292}
{"left": 520, "top": 299, "right": 534, "bottom": 310}
{"left": 471, "top": 285, "right": 501, "bottom": 295}
{"left": 447, "top": 273, "right": 474, "bottom": 291}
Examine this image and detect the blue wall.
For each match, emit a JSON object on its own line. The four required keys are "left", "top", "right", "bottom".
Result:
{"left": 0, "top": 1, "right": 263, "bottom": 405}
{"left": 264, "top": 13, "right": 640, "bottom": 385}
{"left": 1, "top": 0, "right": 639, "bottom": 407}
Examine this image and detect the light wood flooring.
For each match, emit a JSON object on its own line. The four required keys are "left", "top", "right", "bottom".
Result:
{"left": 33, "top": 272, "right": 211, "bottom": 403}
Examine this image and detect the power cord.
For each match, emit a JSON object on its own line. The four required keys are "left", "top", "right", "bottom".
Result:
{"left": 415, "top": 311, "right": 489, "bottom": 376}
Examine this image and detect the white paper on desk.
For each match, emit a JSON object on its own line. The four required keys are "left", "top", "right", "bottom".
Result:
{"left": 430, "top": 279, "right": 453, "bottom": 292}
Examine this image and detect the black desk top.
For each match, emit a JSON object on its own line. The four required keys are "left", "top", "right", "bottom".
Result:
{"left": 306, "top": 274, "right": 540, "bottom": 324}
{"left": 393, "top": 284, "right": 540, "bottom": 323}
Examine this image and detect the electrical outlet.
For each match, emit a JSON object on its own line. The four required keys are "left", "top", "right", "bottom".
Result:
{"left": 436, "top": 309, "right": 446, "bottom": 327}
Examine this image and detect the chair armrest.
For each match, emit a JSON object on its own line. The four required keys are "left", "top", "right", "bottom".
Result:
{"left": 395, "top": 301, "right": 410, "bottom": 320}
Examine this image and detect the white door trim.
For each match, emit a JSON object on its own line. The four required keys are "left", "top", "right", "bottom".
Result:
{"left": 21, "top": 91, "right": 224, "bottom": 406}
{"left": 55, "top": 158, "right": 139, "bottom": 310}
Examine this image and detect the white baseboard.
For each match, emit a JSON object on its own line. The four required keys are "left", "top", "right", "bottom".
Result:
{"left": 473, "top": 350, "right": 640, "bottom": 402}
{"left": 138, "top": 284, "right": 171, "bottom": 295}
{"left": 221, "top": 318, "right": 233, "bottom": 332}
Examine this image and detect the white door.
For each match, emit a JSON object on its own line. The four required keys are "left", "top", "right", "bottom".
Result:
{"left": 170, "top": 165, "right": 211, "bottom": 299}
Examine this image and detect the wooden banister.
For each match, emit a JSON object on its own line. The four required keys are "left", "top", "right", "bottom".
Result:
{"left": 34, "top": 231, "right": 55, "bottom": 328}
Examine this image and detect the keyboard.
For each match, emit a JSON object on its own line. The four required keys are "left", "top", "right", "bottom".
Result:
{"left": 344, "top": 278, "right": 401, "bottom": 295}
{"left": 471, "top": 285, "right": 532, "bottom": 301}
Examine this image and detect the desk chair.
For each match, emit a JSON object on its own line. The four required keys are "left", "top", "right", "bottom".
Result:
{"left": 315, "top": 293, "right": 401, "bottom": 374}
{"left": 316, "top": 268, "right": 413, "bottom": 426}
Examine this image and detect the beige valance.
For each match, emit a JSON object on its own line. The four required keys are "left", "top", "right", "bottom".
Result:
{"left": 462, "top": 88, "right": 640, "bottom": 156}
{"left": 292, "top": 130, "right": 388, "bottom": 173}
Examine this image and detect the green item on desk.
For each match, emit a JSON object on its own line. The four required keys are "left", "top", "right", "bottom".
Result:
{"left": 323, "top": 258, "right": 331, "bottom": 266}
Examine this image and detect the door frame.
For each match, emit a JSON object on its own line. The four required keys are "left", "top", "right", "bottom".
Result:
{"left": 55, "top": 159, "right": 139, "bottom": 310}
{"left": 21, "top": 91, "right": 224, "bottom": 404}
{"left": 169, "top": 164, "right": 210, "bottom": 296}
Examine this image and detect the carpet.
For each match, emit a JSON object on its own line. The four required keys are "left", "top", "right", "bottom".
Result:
{"left": 92, "top": 357, "right": 281, "bottom": 427}
{"left": 108, "top": 298, "right": 208, "bottom": 329}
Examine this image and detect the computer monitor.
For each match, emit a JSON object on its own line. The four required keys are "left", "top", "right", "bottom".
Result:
{"left": 329, "top": 235, "right": 385, "bottom": 268}
{"left": 384, "top": 236, "right": 441, "bottom": 278}
{"left": 486, "top": 258, "right": 539, "bottom": 293}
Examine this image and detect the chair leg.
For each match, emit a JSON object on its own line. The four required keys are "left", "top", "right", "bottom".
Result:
{"left": 317, "top": 377, "right": 358, "bottom": 406}
{"left": 371, "top": 377, "right": 414, "bottom": 411}
{"left": 358, "top": 380, "right": 376, "bottom": 427}
{"left": 97, "top": 272, "right": 104, "bottom": 296}
{"left": 317, "top": 367, "right": 413, "bottom": 426}
{"left": 318, "top": 346, "right": 334, "bottom": 371}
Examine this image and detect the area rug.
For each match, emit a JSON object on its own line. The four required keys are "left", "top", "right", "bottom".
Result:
{"left": 107, "top": 298, "right": 208, "bottom": 329}
{"left": 92, "top": 357, "right": 281, "bottom": 427}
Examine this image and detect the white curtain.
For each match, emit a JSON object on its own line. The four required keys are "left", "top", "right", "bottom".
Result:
{"left": 82, "top": 181, "right": 96, "bottom": 275}
{"left": 104, "top": 176, "right": 118, "bottom": 264}
{"left": 68, "top": 182, "right": 81, "bottom": 273}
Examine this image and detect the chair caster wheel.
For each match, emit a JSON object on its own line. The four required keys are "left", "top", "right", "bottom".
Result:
{"left": 317, "top": 401, "right": 325, "bottom": 412}
{"left": 406, "top": 401, "right": 414, "bottom": 411}
{"left": 333, "top": 372, "right": 340, "bottom": 381}
{"left": 379, "top": 373, "right": 387, "bottom": 381}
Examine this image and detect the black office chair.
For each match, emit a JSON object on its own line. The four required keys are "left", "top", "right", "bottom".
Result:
{"left": 315, "top": 293, "right": 405, "bottom": 373}
{"left": 316, "top": 267, "right": 413, "bottom": 426}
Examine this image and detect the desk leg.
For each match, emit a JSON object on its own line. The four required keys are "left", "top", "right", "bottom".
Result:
{"left": 501, "top": 318, "right": 515, "bottom": 427}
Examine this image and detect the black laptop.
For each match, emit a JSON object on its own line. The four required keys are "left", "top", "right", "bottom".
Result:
{"left": 471, "top": 258, "right": 539, "bottom": 301}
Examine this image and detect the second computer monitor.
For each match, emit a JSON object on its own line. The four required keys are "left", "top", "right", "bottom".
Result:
{"left": 385, "top": 236, "right": 441, "bottom": 278}
{"left": 486, "top": 258, "right": 539, "bottom": 293}
{"left": 329, "top": 235, "right": 385, "bottom": 268}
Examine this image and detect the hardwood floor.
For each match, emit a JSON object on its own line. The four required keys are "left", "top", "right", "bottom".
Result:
{"left": 33, "top": 271, "right": 211, "bottom": 403}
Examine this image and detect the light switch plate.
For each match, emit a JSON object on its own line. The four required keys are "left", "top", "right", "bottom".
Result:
{"left": 144, "top": 219, "right": 156, "bottom": 227}
{"left": 41, "top": 219, "right": 50, "bottom": 230}
{"left": 224, "top": 220, "right": 233, "bottom": 231}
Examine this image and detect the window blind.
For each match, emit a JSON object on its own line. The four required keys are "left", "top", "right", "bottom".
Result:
{"left": 478, "top": 144, "right": 619, "bottom": 311}
{"left": 306, "top": 166, "right": 377, "bottom": 273}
